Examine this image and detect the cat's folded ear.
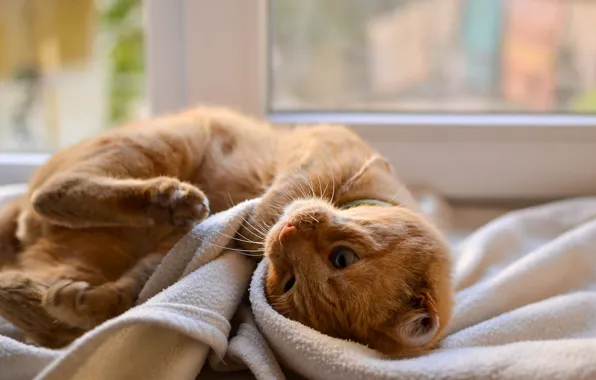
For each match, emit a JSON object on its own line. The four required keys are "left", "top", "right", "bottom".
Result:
{"left": 396, "top": 291, "right": 440, "bottom": 348}
{"left": 369, "top": 155, "right": 392, "bottom": 173}
{"left": 373, "top": 291, "right": 440, "bottom": 357}
{"left": 340, "top": 155, "right": 394, "bottom": 194}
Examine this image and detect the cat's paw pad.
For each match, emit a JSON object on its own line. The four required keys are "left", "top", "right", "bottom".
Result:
{"left": 42, "top": 280, "right": 131, "bottom": 329}
{"left": 146, "top": 178, "right": 210, "bottom": 226}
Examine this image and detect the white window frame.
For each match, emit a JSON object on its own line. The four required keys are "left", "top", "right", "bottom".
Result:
{"left": 0, "top": 153, "right": 48, "bottom": 185}
{"left": 3, "top": 0, "right": 596, "bottom": 204}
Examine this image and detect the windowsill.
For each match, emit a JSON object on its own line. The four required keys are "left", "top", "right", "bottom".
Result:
{"left": 268, "top": 111, "right": 596, "bottom": 127}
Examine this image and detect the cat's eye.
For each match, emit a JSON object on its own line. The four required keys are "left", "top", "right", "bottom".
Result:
{"left": 330, "top": 246, "right": 359, "bottom": 269}
{"left": 283, "top": 276, "right": 296, "bottom": 293}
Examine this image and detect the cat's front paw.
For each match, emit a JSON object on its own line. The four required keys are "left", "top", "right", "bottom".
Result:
{"left": 145, "top": 177, "right": 210, "bottom": 226}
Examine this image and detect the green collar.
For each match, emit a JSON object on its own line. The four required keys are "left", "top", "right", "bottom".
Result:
{"left": 339, "top": 199, "right": 393, "bottom": 209}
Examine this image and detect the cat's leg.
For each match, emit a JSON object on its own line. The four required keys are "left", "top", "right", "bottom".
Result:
{"left": 31, "top": 174, "right": 209, "bottom": 229}
{"left": 41, "top": 252, "right": 164, "bottom": 329}
{"left": 0, "top": 228, "right": 181, "bottom": 346}
{"left": 28, "top": 108, "right": 224, "bottom": 229}
{"left": 0, "top": 196, "right": 26, "bottom": 267}
{"left": 0, "top": 270, "right": 83, "bottom": 348}
{"left": 40, "top": 229, "right": 183, "bottom": 330}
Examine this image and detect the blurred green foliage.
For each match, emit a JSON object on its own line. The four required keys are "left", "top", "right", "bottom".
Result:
{"left": 271, "top": 0, "right": 402, "bottom": 50}
{"left": 100, "top": 0, "right": 144, "bottom": 124}
{"left": 571, "top": 90, "right": 596, "bottom": 113}
{"left": 270, "top": 0, "right": 408, "bottom": 99}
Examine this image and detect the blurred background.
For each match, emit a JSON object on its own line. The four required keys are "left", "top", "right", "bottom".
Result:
{"left": 270, "top": 0, "right": 596, "bottom": 113}
{"left": 0, "top": 0, "right": 145, "bottom": 151}
{"left": 1, "top": 0, "right": 595, "bottom": 150}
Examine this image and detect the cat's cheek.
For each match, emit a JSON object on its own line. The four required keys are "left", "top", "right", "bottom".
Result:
{"left": 264, "top": 269, "right": 279, "bottom": 298}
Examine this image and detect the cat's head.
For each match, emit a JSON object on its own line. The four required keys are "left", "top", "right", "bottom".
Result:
{"left": 264, "top": 198, "right": 452, "bottom": 357}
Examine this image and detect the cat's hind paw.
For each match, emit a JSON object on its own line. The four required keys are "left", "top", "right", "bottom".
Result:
{"left": 42, "top": 279, "right": 132, "bottom": 330}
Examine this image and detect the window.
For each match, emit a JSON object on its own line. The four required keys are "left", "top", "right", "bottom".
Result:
{"left": 4, "top": 0, "right": 596, "bottom": 202}
{"left": 168, "top": 0, "right": 596, "bottom": 201}
{"left": 269, "top": 0, "right": 596, "bottom": 114}
{"left": 0, "top": 0, "right": 146, "bottom": 182}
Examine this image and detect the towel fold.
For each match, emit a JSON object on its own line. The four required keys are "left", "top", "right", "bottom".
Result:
{"left": 1, "top": 187, "right": 596, "bottom": 379}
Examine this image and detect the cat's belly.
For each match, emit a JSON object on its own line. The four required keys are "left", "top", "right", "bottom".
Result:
{"left": 202, "top": 184, "right": 267, "bottom": 214}
{"left": 193, "top": 156, "right": 274, "bottom": 215}
{"left": 190, "top": 122, "right": 277, "bottom": 214}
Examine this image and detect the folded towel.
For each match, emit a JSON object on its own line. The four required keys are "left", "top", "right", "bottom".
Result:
{"left": 1, "top": 186, "right": 596, "bottom": 380}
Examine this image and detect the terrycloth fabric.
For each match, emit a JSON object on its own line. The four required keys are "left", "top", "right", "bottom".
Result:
{"left": 1, "top": 185, "right": 596, "bottom": 379}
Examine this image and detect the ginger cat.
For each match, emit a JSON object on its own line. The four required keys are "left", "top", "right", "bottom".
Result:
{"left": 0, "top": 107, "right": 452, "bottom": 356}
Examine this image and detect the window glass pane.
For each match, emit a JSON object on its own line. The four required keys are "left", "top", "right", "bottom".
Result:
{"left": 269, "top": 0, "right": 596, "bottom": 114}
{"left": 0, "top": 0, "right": 145, "bottom": 151}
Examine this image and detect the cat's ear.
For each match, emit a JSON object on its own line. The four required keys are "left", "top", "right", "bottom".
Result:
{"left": 369, "top": 155, "right": 392, "bottom": 173}
{"left": 341, "top": 155, "right": 393, "bottom": 192}
{"left": 397, "top": 292, "right": 440, "bottom": 348}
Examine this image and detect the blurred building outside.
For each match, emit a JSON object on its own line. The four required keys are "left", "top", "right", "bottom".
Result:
{"left": 270, "top": 0, "right": 596, "bottom": 114}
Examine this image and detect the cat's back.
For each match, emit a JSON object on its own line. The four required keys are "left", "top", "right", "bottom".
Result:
{"left": 28, "top": 107, "right": 274, "bottom": 192}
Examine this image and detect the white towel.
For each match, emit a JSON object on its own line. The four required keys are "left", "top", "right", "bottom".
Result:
{"left": 1, "top": 186, "right": 596, "bottom": 379}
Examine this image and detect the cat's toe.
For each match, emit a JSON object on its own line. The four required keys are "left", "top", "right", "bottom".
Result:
{"left": 43, "top": 280, "right": 91, "bottom": 326}
{"left": 171, "top": 187, "right": 210, "bottom": 226}
{"left": 148, "top": 178, "right": 183, "bottom": 206}
{"left": 43, "top": 279, "right": 86, "bottom": 308}
{"left": 43, "top": 280, "right": 131, "bottom": 329}
{"left": 146, "top": 178, "right": 209, "bottom": 225}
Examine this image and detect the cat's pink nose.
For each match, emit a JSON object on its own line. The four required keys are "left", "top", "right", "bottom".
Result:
{"left": 279, "top": 223, "right": 297, "bottom": 244}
